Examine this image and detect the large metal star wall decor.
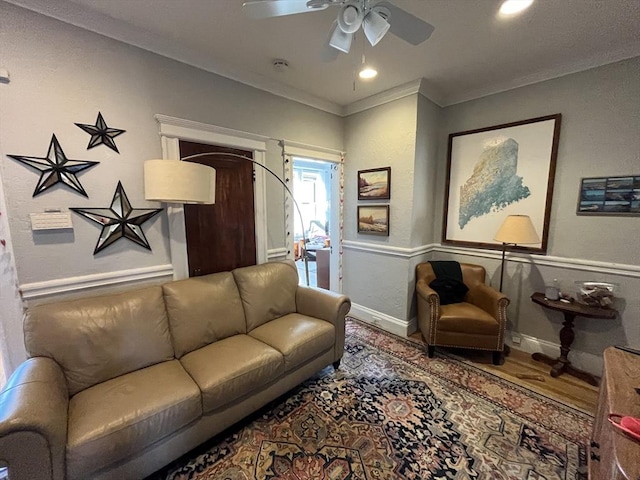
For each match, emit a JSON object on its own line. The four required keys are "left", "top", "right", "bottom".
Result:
{"left": 71, "top": 181, "right": 162, "bottom": 254}
{"left": 8, "top": 134, "right": 99, "bottom": 197}
{"left": 75, "top": 112, "right": 126, "bottom": 153}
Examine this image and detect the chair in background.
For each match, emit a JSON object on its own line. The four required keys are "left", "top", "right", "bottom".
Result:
{"left": 415, "top": 262, "right": 509, "bottom": 365}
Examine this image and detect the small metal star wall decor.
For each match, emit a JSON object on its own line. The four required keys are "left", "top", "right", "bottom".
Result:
{"left": 8, "top": 134, "right": 99, "bottom": 197}
{"left": 75, "top": 112, "right": 126, "bottom": 153}
{"left": 71, "top": 181, "right": 162, "bottom": 254}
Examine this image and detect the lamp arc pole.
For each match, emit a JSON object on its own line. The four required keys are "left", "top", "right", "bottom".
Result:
{"left": 179, "top": 152, "right": 310, "bottom": 286}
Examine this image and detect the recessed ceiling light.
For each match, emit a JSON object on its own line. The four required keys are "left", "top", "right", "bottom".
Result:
{"left": 499, "top": 0, "right": 534, "bottom": 16}
{"left": 359, "top": 66, "right": 378, "bottom": 80}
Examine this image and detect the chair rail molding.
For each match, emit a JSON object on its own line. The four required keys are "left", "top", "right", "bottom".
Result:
{"left": 20, "top": 264, "right": 174, "bottom": 300}
{"left": 343, "top": 241, "right": 640, "bottom": 278}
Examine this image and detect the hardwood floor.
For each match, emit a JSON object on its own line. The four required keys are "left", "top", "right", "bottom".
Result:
{"left": 408, "top": 332, "right": 599, "bottom": 414}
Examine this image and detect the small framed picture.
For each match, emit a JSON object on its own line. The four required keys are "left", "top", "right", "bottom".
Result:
{"left": 358, "top": 167, "right": 391, "bottom": 200}
{"left": 577, "top": 175, "right": 640, "bottom": 216}
{"left": 357, "top": 205, "right": 389, "bottom": 236}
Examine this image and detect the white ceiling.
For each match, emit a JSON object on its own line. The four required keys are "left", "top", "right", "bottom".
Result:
{"left": 7, "top": 0, "right": 640, "bottom": 114}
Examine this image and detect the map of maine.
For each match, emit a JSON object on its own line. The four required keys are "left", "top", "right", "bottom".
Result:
{"left": 458, "top": 137, "right": 530, "bottom": 228}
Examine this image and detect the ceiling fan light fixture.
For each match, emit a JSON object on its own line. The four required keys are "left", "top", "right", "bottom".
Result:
{"left": 358, "top": 65, "right": 377, "bottom": 80}
{"left": 499, "top": 0, "right": 534, "bottom": 16}
{"left": 329, "top": 21, "right": 353, "bottom": 53}
{"left": 363, "top": 10, "right": 390, "bottom": 46}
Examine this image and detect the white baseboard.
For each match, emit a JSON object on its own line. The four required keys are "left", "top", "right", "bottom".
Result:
{"left": 505, "top": 330, "right": 603, "bottom": 377}
{"left": 349, "top": 303, "right": 411, "bottom": 337}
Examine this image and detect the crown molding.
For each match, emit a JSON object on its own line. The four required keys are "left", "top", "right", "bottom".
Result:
{"left": 343, "top": 79, "right": 424, "bottom": 116}
{"left": 441, "top": 45, "right": 640, "bottom": 107}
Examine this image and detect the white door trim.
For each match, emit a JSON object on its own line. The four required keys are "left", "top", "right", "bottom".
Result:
{"left": 282, "top": 140, "right": 345, "bottom": 293}
{"left": 156, "top": 115, "right": 269, "bottom": 280}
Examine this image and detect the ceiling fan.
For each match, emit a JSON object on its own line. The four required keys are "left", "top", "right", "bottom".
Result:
{"left": 242, "top": 0, "right": 435, "bottom": 55}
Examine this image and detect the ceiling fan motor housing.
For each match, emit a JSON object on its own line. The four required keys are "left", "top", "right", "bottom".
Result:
{"left": 337, "top": 3, "right": 364, "bottom": 33}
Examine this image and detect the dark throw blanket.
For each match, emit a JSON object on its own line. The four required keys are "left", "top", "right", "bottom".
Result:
{"left": 428, "top": 261, "right": 469, "bottom": 305}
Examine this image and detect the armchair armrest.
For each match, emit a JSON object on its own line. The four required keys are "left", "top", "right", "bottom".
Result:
{"left": 416, "top": 279, "right": 440, "bottom": 343}
{"left": 0, "top": 357, "right": 69, "bottom": 480}
{"left": 296, "top": 286, "right": 351, "bottom": 362}
{"left": 467, "top": 283, "right": 510, "bottom": 321}
{"left": 416, "top": 279, "right": 439, "bottom": 304}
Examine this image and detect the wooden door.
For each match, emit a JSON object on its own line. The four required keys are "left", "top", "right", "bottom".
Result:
{"left": 180, "top": 141, "right": 256, "bottom": 276}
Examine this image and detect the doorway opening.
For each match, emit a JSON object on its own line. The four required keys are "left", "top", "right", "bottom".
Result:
{"left": 292, "top": 158, "right": 335, "bottom": 289}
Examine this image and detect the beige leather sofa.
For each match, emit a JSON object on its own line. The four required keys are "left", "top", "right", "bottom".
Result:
{"left": 0, "top": 260, "right": 350, "bottom": 480}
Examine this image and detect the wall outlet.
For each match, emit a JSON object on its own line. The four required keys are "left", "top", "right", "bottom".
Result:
{"left": 511, "top": 334, "right": 522, "bottom": 345}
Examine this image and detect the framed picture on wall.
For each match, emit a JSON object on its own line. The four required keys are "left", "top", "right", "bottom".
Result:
{"left": 577, "top": 175, "right": 640, "bottom": 215}
{"left": 358, "top": 167, "right": 391, "bottom": 200}
{"left": 442, "top": 114, "right": 562, "bottom": 254}
{"left": 357, "top": 205, "right": 389, "bottom": 236}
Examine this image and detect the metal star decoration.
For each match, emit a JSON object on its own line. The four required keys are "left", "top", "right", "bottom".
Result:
{"left": 71, "top": 181, "right": 162, "bottom": 254}
{"left": 8, "top": 134, "right": 99, "bottom": 197}
{"left": 75, "top": 112, "right": 126, "bottom": 153}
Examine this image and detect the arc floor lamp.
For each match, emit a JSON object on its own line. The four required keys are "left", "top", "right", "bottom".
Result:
{"left": 143, "top": 153, "right": 310, "bottom": 285}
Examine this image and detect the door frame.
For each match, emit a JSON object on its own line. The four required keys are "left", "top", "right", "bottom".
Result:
{"left": 156, "top": 115, "right": 269, "bottom": 280}
{"left": 281, "top": 140, "right": 344, "bottom": 292}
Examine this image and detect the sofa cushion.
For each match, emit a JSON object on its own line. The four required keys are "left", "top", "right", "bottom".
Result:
{"left": 66, "top": 360, "right": 201, "bottom": 479}
{"left": 232, "top": 260, "right": 299, "bottom": 331}
{"left": 249, "top": 314, "right": 335, "bottom": 372}
{"left": 179, "top": 334, "right": 284, "bottom": 413}
{"left": 162, "top": 272, "right": 247, "bottom": 357}
{"left": 24, "top": 286, "right": 174, "bottom": 396}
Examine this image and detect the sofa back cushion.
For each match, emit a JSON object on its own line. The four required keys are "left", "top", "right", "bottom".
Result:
{"left": 232, "top": 260, "right": 298, "bottom": 331}
{"left": 162, "top": 272, "right": 246, "bottom": 357}
{"left": 24, "top": 286, "right": 174, "bottom": 396}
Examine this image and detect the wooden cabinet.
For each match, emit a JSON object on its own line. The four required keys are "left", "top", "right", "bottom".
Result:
{"left": 589, "top": 347, "right": 640, "bottom": 479}
{"left": 316, "top": 248, "right": 330, "bottom": 290}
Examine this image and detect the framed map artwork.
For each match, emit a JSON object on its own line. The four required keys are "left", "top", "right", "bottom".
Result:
{"left": 442, "top": 114, "right": 562, "bottom": 254}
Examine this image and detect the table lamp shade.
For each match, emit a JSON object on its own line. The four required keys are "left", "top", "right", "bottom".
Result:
{"left": 144, "top": 159, "right": 215, "bottom": 204}
{"left": 494, "top": 215, "right": 540, "bottom": 245}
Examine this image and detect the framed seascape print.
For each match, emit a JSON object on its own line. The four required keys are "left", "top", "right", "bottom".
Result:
{"left": 358, "top": 167, "right": 391, "bottom": 200}
{"left": 442, "top": 114, "right": 562, "bottom": 254}
{"left": 577, "top": 175, "right": 640, "bottom": 216}
{"left": 358, "top": 205, "right": 389, "bottom": 236}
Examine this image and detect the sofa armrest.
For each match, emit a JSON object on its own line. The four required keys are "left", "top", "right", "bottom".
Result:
{"left": 0, "top": 357, "right": 69, "bottom": 480}
{"left": 296, "top": 286, "right": 351, "bottom": 362}
{"left": 467, "top": 282, "right": 510, "bottom": 321}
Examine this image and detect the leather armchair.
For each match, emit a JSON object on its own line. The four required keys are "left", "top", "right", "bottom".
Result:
{"left": 416, "top": 262, "right": 509, "bottom": 365}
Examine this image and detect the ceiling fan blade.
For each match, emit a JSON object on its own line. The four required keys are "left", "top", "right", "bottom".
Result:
{"left": 243, "top": 0, "right": 329, "bottom": 20}
{"left": 375, "top": 1, "right": 435, "bottom": 45}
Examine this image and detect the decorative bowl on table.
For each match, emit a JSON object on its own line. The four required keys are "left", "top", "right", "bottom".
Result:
{"left": 574, "top": 281, "right": 618, "bottom": 308}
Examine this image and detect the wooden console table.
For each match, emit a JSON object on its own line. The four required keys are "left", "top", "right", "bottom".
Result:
{"left": 530, "top": 292, "right": 617, "bottom": 386}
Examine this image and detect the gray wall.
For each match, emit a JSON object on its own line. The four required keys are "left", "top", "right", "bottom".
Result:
{"left": 0, "top": 3, "right": 344, "bottom": 370}
{"left": 343, "top": 96, "right": 418, "bottom": 321}
{"left": 434, "top": 57, "right": 640, "bottom": 357}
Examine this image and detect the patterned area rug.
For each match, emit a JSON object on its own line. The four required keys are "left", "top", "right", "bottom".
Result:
{"left": 153, "top": 320, "right": 592, "bottom": 479}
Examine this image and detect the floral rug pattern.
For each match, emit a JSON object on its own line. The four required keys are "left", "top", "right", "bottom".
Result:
{"left": 157, "top": 320, "right": 592, "bottom": 479}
